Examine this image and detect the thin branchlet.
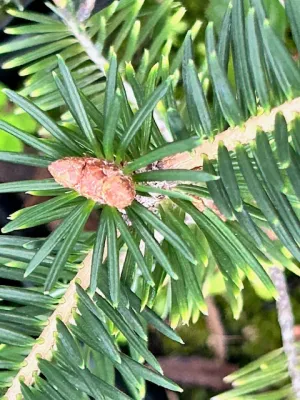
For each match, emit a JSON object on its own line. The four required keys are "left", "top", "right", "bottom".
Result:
{"left": 270, "top": 267, "right": 300, "bottom": 399}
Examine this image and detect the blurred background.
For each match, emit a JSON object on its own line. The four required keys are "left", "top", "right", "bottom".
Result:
{"left": 0, "top": 1, "right": 297, "bottom": 399}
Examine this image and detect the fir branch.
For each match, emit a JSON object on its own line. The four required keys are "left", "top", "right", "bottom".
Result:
{"left": 270, "top": 266, "right": 300, "bottom": 399}
{"left": 4, "top": 252, "right": 93, "bottom": 400}
{"left": 5, "top": 88, "right": 300, "bottom": 400}
{"left": 5, "top": 96, "right": 297, "bottom": 398}
{"left": 159, "top": 97, "right": 300, "bottom": 170}
{"left": 2, "top": 2, "right": 300, "bottom": 398}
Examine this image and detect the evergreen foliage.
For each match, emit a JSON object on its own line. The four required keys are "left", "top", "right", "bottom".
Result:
{"left": 0, "top": 0, "right": 300, "bottom": 398}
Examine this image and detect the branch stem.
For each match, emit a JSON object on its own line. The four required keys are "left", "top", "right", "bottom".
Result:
{"left": 270, "top": 267, "right": 300, "bottom": 399}
{"left": 159, "top": 97, "right": 300, "bottom": 170}
{"left": 4, "top": 252, "right": 93, "bottom": 400}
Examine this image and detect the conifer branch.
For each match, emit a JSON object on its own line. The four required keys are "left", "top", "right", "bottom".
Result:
{"left": 6, "top": 96, "right": 300, "bottom": 398}
{"left": 4, "top": 252, "right": 93, "bottom": 400}
{"left": 5, "top": 90, "right": 300, "bottom": 400}
{"left": 3, "top": 2, "right": 300, "bottom": 398}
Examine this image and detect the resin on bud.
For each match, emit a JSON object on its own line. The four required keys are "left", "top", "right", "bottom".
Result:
{"left": 48, "top": 157, "right": 136, "bottom": 209}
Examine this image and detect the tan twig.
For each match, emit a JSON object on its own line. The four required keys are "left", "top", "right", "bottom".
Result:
{"left": 159, "top": 97, "right": 300, "bottom": 170}
{"left": 270, "top": 267, "right": 300, "bottom": 399}
{"left": 4, "top": 252, "right": 93, "bottom": 400}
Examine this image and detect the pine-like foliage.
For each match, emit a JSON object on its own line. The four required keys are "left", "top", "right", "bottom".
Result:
{"left": 216, "top": 346, "right": 295, "bottom": 399}
{"left": 0, "top": 0, "right": 300, "bottom": 399}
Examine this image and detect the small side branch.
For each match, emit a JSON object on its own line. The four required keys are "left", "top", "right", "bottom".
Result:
{"left": 4, "top": 252, "right": 93, "bottom": 400}
{"left": 270, "top": 266, "right": 300, "bottom": 399}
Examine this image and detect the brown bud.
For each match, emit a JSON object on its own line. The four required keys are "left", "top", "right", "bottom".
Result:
{"left": 48, "top": 157, "right": 136, "bottom": 209}
{"left": 102, "top": 175, "right": 137, "bottom": 209}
